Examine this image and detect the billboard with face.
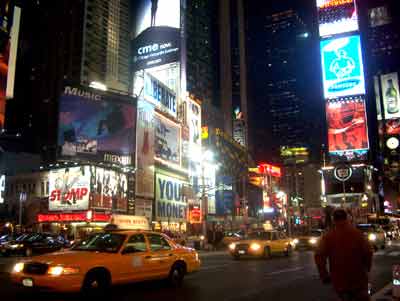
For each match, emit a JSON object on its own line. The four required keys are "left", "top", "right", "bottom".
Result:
{"left": 381, "top": 73, "right": 400, "bottom": 119}
{"left": 320, "top": 35, "right": 365, "bottom": 99}
{"left": 154, "top": 113, "right": 181, "bottom": 166}
{"left": 58, "top": 86, "right": 136, "bottom": 166}
{"left": 317, "top": 0, "right": 358, "bottom": 37}
{"left": 90, "top": 167, "right": 128, "bottom": 212}
{"left": 132, "top": 0, "right": 180, "bottom": 71}
{"left": 326, "top": 99, "right": 369, "bottom": 153}
{"left": 49, "top": 166, "right": 91, "bottom": 211}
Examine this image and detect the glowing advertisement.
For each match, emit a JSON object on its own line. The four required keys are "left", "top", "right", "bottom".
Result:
{"left": 369, "top": 6, "right": 391, "bottom": 28}
{"left": 132, "top": 0, "right": 180, "bottom": 71}
{"left": 320, "top": 35, "right": 365, "bottom": 99}
{"left": 188, "top": 98, "right": 201, "bottom": 164}
{"left": 155, "top": 172, "right": 187, "bottom": 222}
{"left": 90, "top": 167, "right": 128, "bottom": 212}
{"left": 381, "top": 73, "right": 400, "bottom": 120}
{"left": 48, "top": 166, "right": 91, "bottom": 211}
{"left": 317, "top": 0, "right": 358, "bottom": 37}
{"left": 374, "top": 76, "right": 382, "bottom": 120}
{"left": 58, "top": 86, "right": 136, "bottom": 166}
{"left": 154, "top": 113, "right": 181, "bottom": 166}
{"left": 326, "top": 99, "right": 369, "bottom": 154}
{"left": 0, "top": 175, "right": 5, "bottom": 204}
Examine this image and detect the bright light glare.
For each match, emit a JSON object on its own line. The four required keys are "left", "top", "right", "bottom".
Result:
{"left": 250, "top": 243, "right": 261, "bottom": 251}
{"left": 89, "top": 81, "right": 107, "bottom": 91}
{"left": 368, "top": 234, "right": 376, "bottom": 241}
{"left": 203, "top": 150, "right": 214, "bottom": 161}
{"left": 48, "top": 266, "right": 64, "bottom": 276}
{"left": 229, "top": 243, "right": 236, "bottom": 250}
{"left": 13, "top": 262, "right": 24, "bottom": 273}
{"left": 309, "top": 238, "right": 318, "bottom": 245}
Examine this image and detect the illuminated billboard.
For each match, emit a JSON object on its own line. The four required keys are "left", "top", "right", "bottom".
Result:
{"left": 320, "top": 35, "right": 365, "bottom": 99}
{"left": 48, "top": 166, "right": 91, "bottom": 211}
{"left": 58, "top": 86, "right": 136, "bottom": 166}
{"left": 369, "top": 6, "right": 391, "bottom": 28}
{"left": 317, "top": 0, "right": 358, "bottom": 37}
{"left": 154, "top": 113, "right": 181, "bottom": 166}
{"left": 90, "top": 166, "right": 128, "bottom": 212}
{"left": 381, "top": 73, "right": 400, "bottom": 120}
{"left": 326, "top": 99, "right": 369, "bottom": 153}
{"left": 132, "top": 0, "right": 180, "bottom": 71}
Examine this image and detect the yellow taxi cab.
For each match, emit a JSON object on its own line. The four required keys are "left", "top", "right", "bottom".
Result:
{"left": 228, "top": 230, "right": 294, "bottom": 260}
{"left": 11, "top": 229, "right": 200, "bottom": 293}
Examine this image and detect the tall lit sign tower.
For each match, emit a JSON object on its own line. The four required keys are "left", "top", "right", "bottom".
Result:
{"left": 317, "top": 0, "right": 369, "bottom": 162}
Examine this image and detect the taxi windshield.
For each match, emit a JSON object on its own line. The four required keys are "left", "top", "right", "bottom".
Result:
{"left": 247, "top": 231, "right": 272, "bottom": 240}
{"left": 73, "top": 233, "right": 126, "bottom": 253}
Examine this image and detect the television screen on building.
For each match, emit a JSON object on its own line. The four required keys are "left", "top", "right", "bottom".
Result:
{"left": 326, "top": 98, "right": 369, "bottom": 154}
{"left": 154, "top": 113, "right": 181, "bottom": 166}
{"left": 317, "top": 0, "right": 358, "bottom": 37}
{"left": 57, "top": 85, "right": 136, "bottom": 166}
{"left": 320, "top": 35, "right": 365, "bottom": 99}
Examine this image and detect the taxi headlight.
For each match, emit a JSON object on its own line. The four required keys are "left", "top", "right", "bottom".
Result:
{"left": 292, "top": 239, "right": 299, "bottom": 245}
{"left": 368, "top": 234, "right": 377, "bottom": 241}
{"left": 13, "top": 262, "right": 24, "bottom": 273}
{"left": 8, "top": 244, "right": 23, "bottom": 249}
{"left": 250, "top": 243, "right": 261, "bottom": 251}
{"left": 309, "top": 238, "right": 318, "bottom": 245}
{"left": 48, "top": 266, "right": 80, "bottom": 276}
{"left": 229, "top": 243, "right": 236, "bottom": 250}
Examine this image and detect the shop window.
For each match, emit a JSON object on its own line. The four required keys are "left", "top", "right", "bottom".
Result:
{"left": 147, "top": 234, "right": 171, "bottom": 251}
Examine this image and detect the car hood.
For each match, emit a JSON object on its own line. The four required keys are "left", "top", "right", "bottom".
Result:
{"left": 234, "top": 239, "right": 270, "bottom": 245}
{"left": 27, "top": 250, "right": 115, "bottom": 265}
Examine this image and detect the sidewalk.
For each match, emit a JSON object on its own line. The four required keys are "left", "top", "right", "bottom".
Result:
{"left": 372, "top": 283, "right": 394, "bottom": 301}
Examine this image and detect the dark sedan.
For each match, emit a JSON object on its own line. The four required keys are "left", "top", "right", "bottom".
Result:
{"left": 0, "top": 233, "right": 70, "bottom": 257}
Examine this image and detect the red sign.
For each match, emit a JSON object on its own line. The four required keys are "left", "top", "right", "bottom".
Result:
{"left": 37, "top": 212, "right": 111, "bottom": 223}
{"left": 326, "top": 100, "right": 369, "bottom": 152}
{"left": 189, "top": 206, "right": 201, "bottom": 224}
{"left": 258, "top": 164, "right": 281, "bottom": 177}
{"left": 318, "top": 0, "right": 353, "bottom": 9}
{"left": 49, "top": 188, "right": 88, "bottom": 202}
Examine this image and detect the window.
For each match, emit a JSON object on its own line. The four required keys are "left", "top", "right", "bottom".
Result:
{"left": 147, "top": 234, "right": 171, "bottom": 251}
{"left": 123, "top": 234, "right": 147, "bottom": 253}
{"left": 272, "top": 233, "right": 279, "bottom": 241}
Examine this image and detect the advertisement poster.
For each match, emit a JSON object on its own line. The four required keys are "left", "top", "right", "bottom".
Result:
{"left": 326, "top": 99, "right": 369, "bottom": 153}
{"left": 154, "top": 113, "right": 181, "bottom": 166}
{"left": 48, "top": 166, "right": 91, "bottom": 211}
{"left": 155, "top": 172, "right": 187, "bottom": 222}
{"left": 317, "top": 0, "right": 358, "bottom": 37}
{"left": 320, "top": 35, "right": 365, "bottom": 99}
{"left": 58, "top": 86, "right": 136, "bottom": 166}
{"left": 132, "top": 0, "right": 180, "bottom": 71}
{"left": 374, "top": 76, "right": 382, "bottom": 120}
{"left": 134, "top": 198, "right": 153, "bottom": 221}
{"left": 386, "top": 119, "right": 400, "bottom": 135}
{"left": 90, "top": 167, "right": 128, "bottom": 212}
{"left": 381, "top": 73, "right": 400, "bottom": 119}
{"left": 135, "top": 99, "right": 155, "bottom": 199}
{"left": 369, "top": 6, "right": 391, "bottom": 28}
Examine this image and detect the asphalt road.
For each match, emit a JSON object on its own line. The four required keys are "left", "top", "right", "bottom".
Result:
{"left": 0, "top": 243, "right": 398, "bottom": 301}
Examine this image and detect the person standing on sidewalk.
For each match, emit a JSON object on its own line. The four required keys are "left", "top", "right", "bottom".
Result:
{"left": 315, "top": 209, "right": 373, "bottom": 301}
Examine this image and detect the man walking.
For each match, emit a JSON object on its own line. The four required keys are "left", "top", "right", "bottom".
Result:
{"left": 315, "top": 209, "right": 373, "bottom": 301}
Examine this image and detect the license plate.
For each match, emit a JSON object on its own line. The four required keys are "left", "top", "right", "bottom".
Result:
{"left": 238, "top": 250, "right": 245, "bottom": 254}
{"left": 22, "top": 278, "right": 33, "bottom": 287}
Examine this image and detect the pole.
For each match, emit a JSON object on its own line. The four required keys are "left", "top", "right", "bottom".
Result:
{"left": 201, "top": 164, "right": 207, "bottom": 237}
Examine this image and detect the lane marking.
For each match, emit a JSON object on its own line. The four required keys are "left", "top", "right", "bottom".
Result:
{"left": 264, "top": 267, "right": 304, "bottom": 276}
{"left": 388, "top": 251, "right": 400, "bottom": 257}
{"left": 374, "top": 251, "right": 385, "bottom": 256}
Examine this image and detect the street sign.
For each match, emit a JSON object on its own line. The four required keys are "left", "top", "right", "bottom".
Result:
{"left": 334, "top": 165, "right": 352, "bottom": 182}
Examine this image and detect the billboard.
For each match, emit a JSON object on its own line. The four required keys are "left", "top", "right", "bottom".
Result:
{"left": 381, "top": 73, "right": 400, "bottom": 119}
{"left": 48, "top": 166, "right": 91, "bottom": 211}
{"left": 90, "top": 167, "right": 128, "bottom": 212}
{"left": 154, "top": 113, "right": 181, "bottom": 166}
{"left": 369, "top": 6, "right": 391, "bottom": 28}
{"left": 155, "top": 172, "right": 187, "bottom": 222}
{"left": 132, "top": 0, "right": 180, "bottom": 71}
{"left": 317, "top": 0, "right": 358, "bottom": 37}
{"left": 326, "top": 99, "right": 369, "bottom": 153}
{"left": 320, "top": 35, "right": 365, "bottom": 99}
{"left": 374, "top": 76, "right": 382, "bottom": 120}
{"left": 135, "top": 99, "right": 155, "bottom": 199}
{"left": 58, "top": 86, "right": 136, "bottom": 166}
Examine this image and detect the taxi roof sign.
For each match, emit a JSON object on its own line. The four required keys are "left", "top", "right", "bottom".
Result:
{"left": 109, "top": 215, "right": 150, "bottom": 231}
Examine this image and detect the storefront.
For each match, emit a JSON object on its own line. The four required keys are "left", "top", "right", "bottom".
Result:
{"left": 154, "top": 170, "right": 188, "bottom": 233}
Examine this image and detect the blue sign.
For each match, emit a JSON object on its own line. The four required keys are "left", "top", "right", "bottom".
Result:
{"left": 320, "top": 35, "right": 365, "bottom": 99}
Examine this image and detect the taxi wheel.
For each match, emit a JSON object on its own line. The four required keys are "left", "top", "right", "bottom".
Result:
{"left": 82, "top": 269, "right": 111, "bottom": 296}
{"left": 263, "top": 247, "right": 271, "bottom": 259}
{"left": 168, "top": 264, "right": 185, "bottom": 287}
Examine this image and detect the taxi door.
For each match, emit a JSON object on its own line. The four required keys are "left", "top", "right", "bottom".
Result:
{"left": 269, "top": 232, "right": 284, "bottom": 253}
{"left": 145, "top": 234, "right": 176, "bottom": 278}
{"left": 117, "top": 233, "right": 151, "bottom": 283}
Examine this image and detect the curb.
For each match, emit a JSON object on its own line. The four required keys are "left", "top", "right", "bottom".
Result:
{"left": 198, "top": 251, "right": 228, "bottom": 257}
{"left": 372, "top": 283, "right": 393, "bottom": 301}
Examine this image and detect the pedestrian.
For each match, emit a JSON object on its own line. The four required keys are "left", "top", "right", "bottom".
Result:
{"left": 314, "top": 209, "right": 373, "bottom": 301}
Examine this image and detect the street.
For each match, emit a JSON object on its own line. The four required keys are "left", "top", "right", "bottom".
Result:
{"left": 0, "top": 243, "right": 398, "bottom": 301}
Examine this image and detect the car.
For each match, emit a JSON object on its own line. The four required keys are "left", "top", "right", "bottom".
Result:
{"left": 11, "top": 230, "right": 201, "bottom": 293}
{"left": 356, "top": 224, "right": 386, "bottom": 251}
{"left": 1, "top": 233, "right": 70, "bottom": 257}
{"left": 382, "top": 224, "right": 399, "bottom": 241}
{"left": 228, "top": 230, "right": 294, "bottom": 260}
{"left": 293, "top": 229, "right": 324, "bottom": 251}
{"left": 222, "top": 230, "right": 244, "bottom": 246}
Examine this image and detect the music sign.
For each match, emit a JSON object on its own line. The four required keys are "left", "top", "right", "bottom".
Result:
{"left": 334, "top": 165, "right": 352, "bottom": 182}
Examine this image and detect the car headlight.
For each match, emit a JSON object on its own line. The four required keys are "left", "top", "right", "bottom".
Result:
{"left": 309, "top": 238, "right": 318, "bottom": 245}
{"left": 292, "top": 239, "right": 299, "bottom": 245}
{"left": 13, "top": 262, "right": 24, "bottom": 273}
{"left": 250, "top": 243, "right": 261, "bottom": 251}
{"left": 388, "top": 232, "right": 392, "bottom": 235}
{"left": 8, "top": 244, "right": 23, "bottom": 249}
{"left": 229, "top": 243, "right": 236, "bottom": 250}
{"left": 368, "top": 234, "right": 377, "bottom": 241}
{"left": 48, "top": 266, "right": 80, "bottom": 276}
